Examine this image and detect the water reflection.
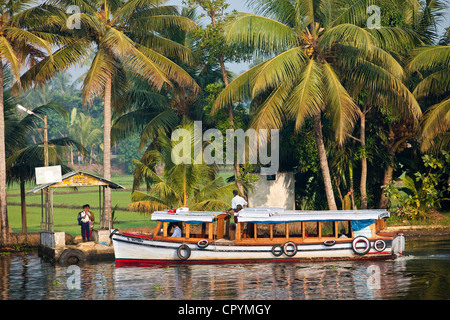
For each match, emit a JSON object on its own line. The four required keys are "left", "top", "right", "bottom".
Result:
{"left": 1, "top": 236, "right": 449, "bottom": 300}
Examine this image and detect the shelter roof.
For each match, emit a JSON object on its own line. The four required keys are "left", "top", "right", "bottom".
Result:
{"left": 27, "top": 171, "right": 125, "bottom": 193}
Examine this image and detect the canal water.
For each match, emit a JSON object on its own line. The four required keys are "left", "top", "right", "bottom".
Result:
{"left": 0, "top": 236, "right": 449, "bottom": 300}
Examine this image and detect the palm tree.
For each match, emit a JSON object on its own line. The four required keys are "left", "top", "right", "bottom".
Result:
{"left": 212, "top": 0, "right": 420, "bottom": 210}
{"left": 68, "top": 108, "right": 102, "bottom": 164}
{"left": 130, "top": 121, "right": 235, "bottom": 213}
{"left": 409, "top": 45, "right": 449, "bottom": 152}
{"left": 0, "top": 0, "right": 55, "bottom": 244}
{"left": 186, "top": 0, "right": 248, "bottom": 195}
{"left": 376, "top": 0, "right": 448, "bottom": 208}
{"left": 6, "top": 101, "right": 84, "bottom": 233}
{"left": 20, "top": 0, "right": 200, "bottom": 229}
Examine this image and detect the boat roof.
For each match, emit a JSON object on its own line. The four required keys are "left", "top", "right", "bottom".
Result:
{"left": 237, "top": 207, "right": 390, "bottom": 223}
{"left": 151, "top": 207, "right": 390, "bottom": 224}
{"left": 151, "top": 210, "right": 223, "bottom": 223}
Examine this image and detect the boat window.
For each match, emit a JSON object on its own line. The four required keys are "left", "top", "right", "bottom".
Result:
{"left": 256, "top": 224, "right": 271, "bottom": 238}
{"left": 321, "top": 221, "right": 335, "bottom": 237}
{"left": 288, "top": 222, "right": 303, "bottom": 237}
{"left": 304, "top": 222, "right": 318, "bottom": 237}
{"left": 337, "top": 221, "right": 351, "bottom": 238}
{"left": 186, "top": 223, "right": 209, "bottom": 238}
{"left": 273, "top": 223, "right": 288, "bottom": 238}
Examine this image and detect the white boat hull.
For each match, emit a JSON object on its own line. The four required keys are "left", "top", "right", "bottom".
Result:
{"left": 111, "top": 232, "right": 398, "bottom": 265}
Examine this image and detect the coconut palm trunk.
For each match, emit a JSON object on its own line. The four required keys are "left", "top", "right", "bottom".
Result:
{"left": 0, "top": 61, "right": 9, "bottom": 245}
{"left": 213, "top": 10, "right": 244, "bottom": 196}
{"left": 220, "top": 57, "right": 244, "bottom": 196}
{"left": 313, "top": 113, "right": 337, "bottom": 210}
{"left": 379, "top": 147, "right": 395, "bottom": 208}
{"left": 359, "top": 107, "right": 368, "bottom": 209}
{"left": 102, "top": 75, "right": 112, "bottom": 229}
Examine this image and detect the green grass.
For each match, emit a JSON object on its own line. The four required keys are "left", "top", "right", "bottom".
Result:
{"left": 6, "top": 171, "right": 237, "bottom": 237}
{"left": 6, "top": 174, "right": 154, "bottom": 236}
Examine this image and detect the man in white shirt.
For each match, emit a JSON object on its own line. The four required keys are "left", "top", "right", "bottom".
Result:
{"left": 228, "top": 190, "right": 247, "bottom": 222}
{"left": 231, "top": 190, "right": 247, "bottom": 210}
{"left": 80, "top": 204, "right": 93, "bottom": 241}
{"left": 171, "top": 222, "right": 182, "bottom": 237}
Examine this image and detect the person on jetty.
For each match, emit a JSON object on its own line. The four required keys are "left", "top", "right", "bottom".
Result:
{"left": 80, "top": 204, "right": 94, "bottom": 241}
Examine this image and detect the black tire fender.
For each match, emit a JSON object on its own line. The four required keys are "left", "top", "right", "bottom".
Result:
{"left": 352, "top": 236, "right": 371, "bottom": 255}
{"left": 323, "top": 239, "right": 336, "bottom": 246}
{"left": 374, "top": 239, "right": 386, "bottom": 252}
{"left": 197, "top": 239, "right": 209, "bottom": 249}
{"left": 271, "top": 244, "right": 283, "bottom": 257}
{"left": 58, "top": 249, "right": 86, "bottom": 266}
{"left": 177, "top": 244, "right": 191, "bottom": 260}
{"left": 282, "top": 241, "right": 297, "bottom": 257}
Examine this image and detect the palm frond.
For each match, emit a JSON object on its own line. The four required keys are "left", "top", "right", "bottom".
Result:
{"left": 212, "top": 60, "right": 265, "bottom": 114}
{"left": 246, "top": 0, "right": 296, "bottom": 26}
{"left": 17, "top": 38, "right": 91, "bottom": 91}
{"left": 4, "top": 27, "right": 52, "bottom": 57}
{"left": 408, "top": 45, "right": 450, "bottom": 73}
{"left": 249, "top": 80, "right": 292, "bottom": 131}
{"left": 285, "top": 58, "right": 324, "bottom": 130}
{"left": 322, "top": 61, "right": 358, "bottom": 145}
{"left": 252, "top": 46, "right": 307, "bottom": 97}
{"left": 224, "top": 12, "right": 296, "bottom": 54}
{"left": 413, "top": 69, "right": 450, "bottom": 99}
{"left": 320, "top": 23, "right": 377, "bottom": 52}
{"left": 0, "top": 36, "right": 21, "bottom": 79}
{"left": 420, "top": 98, "right": 450, "bottom": 152}
{"left": 81, "top": 48, "right": 116, "bottom": 105}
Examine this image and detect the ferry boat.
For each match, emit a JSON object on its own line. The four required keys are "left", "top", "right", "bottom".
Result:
{"left": 110, "top": 207, "right": 405, "bottom": 266}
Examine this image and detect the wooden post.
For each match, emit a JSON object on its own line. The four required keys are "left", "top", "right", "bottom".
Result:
{"left": 335, "top": 221, "right": 338, "bottom": 238}
{"left": 286, "top": 223, "right": 289, "bottom": 239}
{"left": 185, "top": 223, "right": 190, "bottom": 239}
{"left": 236, "top": 223, "right": 241, "bottom": 241}
{"left": 155, "top": 221, "right": 161, "bottom": 236}
{"left": 254, "top": 223, "right": 257, "bottom": 240}
{"left": 302, "top": 222, "right": 305, "bottom": 240}
{"left": 208, "top": 222, "right": 213, "bottom": 240}
{"left": 225, "top": 216, "right": 230, "bottom": 238}
{"left": 217, "top": 216, "right": 224, "bottom": 239}
{"left": 318, "top": 222, "right": 322, "bottom": 239}
{"left": 270, "top": 224, "right": 273, "bottom": 240}
{"left": 163, "top": 222, "right": 168, "bottom": 237}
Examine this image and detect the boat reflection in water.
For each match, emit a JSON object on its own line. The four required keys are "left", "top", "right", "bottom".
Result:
{"left": 112, "top": 258, "right": 412, "bottom": 300}
{"left": 1, "top": 250, "right": 442, "bottom": 300}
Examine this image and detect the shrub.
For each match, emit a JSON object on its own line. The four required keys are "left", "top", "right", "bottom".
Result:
{"left": 383, "top": 151, "right": 450, "bottom": 220}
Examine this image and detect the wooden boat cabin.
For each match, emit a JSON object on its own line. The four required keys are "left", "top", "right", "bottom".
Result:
{"left": 111, "top": 207, "right": 404, "bottom": 264}
{"left": 151, "top": 207, "right": 390, "bottom": 245}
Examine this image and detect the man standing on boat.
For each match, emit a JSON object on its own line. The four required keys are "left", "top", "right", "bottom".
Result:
{"left": 231, "top": 190, "right": 247, "bottom": 209}
{"left": 228, "top": 190, "right": 248, "bottom": 222}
